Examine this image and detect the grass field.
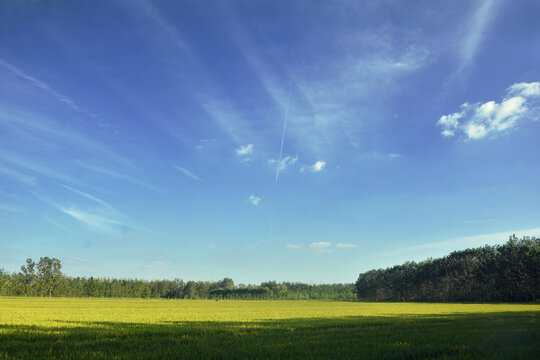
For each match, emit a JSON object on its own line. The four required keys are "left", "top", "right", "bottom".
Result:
{"left": 0, "top": 298, "right": 538, "bottom": 359}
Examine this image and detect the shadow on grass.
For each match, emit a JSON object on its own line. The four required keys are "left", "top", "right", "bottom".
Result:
{"left": 0, "top": 312, "right": 538, "bottom": 359}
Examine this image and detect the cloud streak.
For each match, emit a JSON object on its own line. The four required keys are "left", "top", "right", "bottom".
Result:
{"left": 404, "top": 227, "right": 540, "bottom": 252}
{"left": 61, "top": 185, "right": 117, "bottom": 213}
{"left": 174, "top": 165, "right": 202, "bottom": 181}
{"left": 0, "top": 108, "right": 133, "bottom": 168}
{"left": 0, "top": 165, "right": 38, "bottom": 186}
{"left": 0, "top": 58, "right": 98, "bottom": 119}
{"left": 76, "top": 162, "right": 163, "bottom": 194}
{"left": 458, "top": 0, "right": 497, "bottom": 72}
{"left": 0, "top": 153, "right": 85, "bottom": 187}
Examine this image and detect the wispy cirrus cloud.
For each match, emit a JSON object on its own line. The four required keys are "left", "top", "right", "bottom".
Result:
{"left": 33, "top": 190, "right": 150, "bottom": 235}
{"left": 0, "top": 204, "right": 24, "bottom": 213}
{"left": 222, "top": 5, "right": 429, "bottom": 157}
{"left": 59, "top": 207, "right": 128, "bottom": 233}
{"left": 0, "top": 152, "right": 84, "bottom": 187}
{"left": 200, "top": 100, "right": 255, "bottom": 146}
{"left": 0, "top": 58, "right": 98, "bottom": 119}
{"left": 400, "top": 227, "right": 540, "bottom": 254}
{"left": 457, "top": 0, "right": 498, "bottom": 72}
{"left": 76, "top": 161, "right": 163, "bottom": 194}
{"left": 0, "top": 108, "right": 133, "bottom": 167}
{"left": 61, "top": 185, "right": 117, "bottom": 213}
{"left": 437, "top": 82, "right": 540, "bottom": 139}
{"left": 0, "top": 165, "right": 38, "bottom": 186}
{"left": 173, "top": 165, "right": 202, "bottom": 181}
{"left": 42, "top": 216, "right": 74, "bottom": 234}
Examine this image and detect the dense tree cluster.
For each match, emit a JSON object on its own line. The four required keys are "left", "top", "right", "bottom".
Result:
{"left": 355, "top": 236, "right": 540, "bottom": 302}
{"left": 0, "top": 259, "right": 354, "bottom": 300}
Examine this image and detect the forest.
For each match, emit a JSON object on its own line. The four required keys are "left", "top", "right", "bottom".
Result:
{"left": 355, "top": 235, "right": 539, "bottom": 302}
{"left": 0, "top": 258, "right": 354, "bottom": 300}
{"left": 1, "top": 235, "right": 538, "bottom": 302}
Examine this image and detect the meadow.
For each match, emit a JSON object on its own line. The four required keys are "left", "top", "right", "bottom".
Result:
{"left": 0, "top": 298, "right": 539, "bottom": 359}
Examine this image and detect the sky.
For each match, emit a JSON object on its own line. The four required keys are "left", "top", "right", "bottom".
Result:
{"left": 1, "top": 0, "right": 539, "bottom": 284}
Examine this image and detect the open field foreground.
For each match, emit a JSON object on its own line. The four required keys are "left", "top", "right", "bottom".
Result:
{"left": 0, "top": 298, "right": 539, "bottom": 359}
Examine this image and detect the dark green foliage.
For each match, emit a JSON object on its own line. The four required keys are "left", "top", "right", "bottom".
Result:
{"left": 1, "top": 260, "right": 354, "bottom": 300}
{"left": 0, "top": 312, "right": 538, "bottom": 359}
{"left": 355, "top": 236, "right": 540, "bottom": 302}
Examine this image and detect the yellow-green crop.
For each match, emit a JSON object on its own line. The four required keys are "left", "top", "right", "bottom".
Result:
{"left": 1, "top": 298, "right": 539, "bottom": 359}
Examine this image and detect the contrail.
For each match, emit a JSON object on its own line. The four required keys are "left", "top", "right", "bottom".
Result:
{"left": 270, "top": 83, "right": 293, "bottom": 237}
{"left": 275, "top": 84, "right": 293, "bottom": 184}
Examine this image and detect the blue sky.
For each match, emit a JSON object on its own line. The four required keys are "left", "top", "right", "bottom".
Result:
{"left": 1, "top": 0, "right": 539, "bottom": 284}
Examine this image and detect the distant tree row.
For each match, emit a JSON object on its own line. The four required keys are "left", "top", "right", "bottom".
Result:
{"left": 0, "top": 259, "right": 354, "bottom": 300}
{"left": 355, "top": 235, "right": 540, "bottom": 302}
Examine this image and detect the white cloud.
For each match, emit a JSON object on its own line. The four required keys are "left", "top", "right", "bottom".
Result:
{"left": 508, "top": 82, "right": 540, "bottom": 97}
{"left": 173, "top": 165, "right": 202, "bottom": 181}
{"left": 336, "top": 243, "right": 357, "bottom": 248}
{"left": 268, "top": 155, "right": 299, "bottom": 173}
{"left": 437, "top": 112, "right": 462, "bottom": 137}
{"left": 309, "top": 241, "right": 333, "bottom": 253}
{"left": 437, "top": 82, "right": 540, "bottom": 139}
{"left": 248, "top": 195, "right": 261, "bottom": 206}
{"left": 285, "top": 244, "right": 302, "bottom": 249}
{"left": 309, "top": 241, "right": 331, "bottom": 249}
{"left": 236, "top": 144, "right": 254, "bottom": 156}
{"left": 301, "top": 160, "right": 326, "bottom": 173}
{"left": 386, "top": 153, "right": 401, "bottom": 159}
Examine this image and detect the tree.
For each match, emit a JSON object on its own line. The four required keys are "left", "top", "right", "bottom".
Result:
{"left": 20, "top": 258, "right": 36, "bottom": 297}
{"left": 184, "top": 281, "right": 197, "bottom": 299}
{"left": 36, "top": 257, "right": 63, "bottom": 298}
{"left": 217, "top": 278, "right": 234, "bottom": 289}
{"left": 0, "top": 268, "right": 9, "bottom": 296}
{"left": 274, "top": 284, "right": 288, "bottom": 298}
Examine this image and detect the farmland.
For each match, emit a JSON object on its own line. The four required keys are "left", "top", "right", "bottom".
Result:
{"left": 0, "top": 298, "right": 539, "bottom": 359}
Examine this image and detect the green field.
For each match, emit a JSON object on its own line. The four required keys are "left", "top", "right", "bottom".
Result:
{"left": 0, "top": 298, "right": 538, "bottom": 359}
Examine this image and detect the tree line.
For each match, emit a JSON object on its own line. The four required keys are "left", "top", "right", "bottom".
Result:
{"left": 355, "top": 235, "right": 539, "bottom": 302}
{"left": 0, "top": 259, "right": 354, "bottom": 300}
